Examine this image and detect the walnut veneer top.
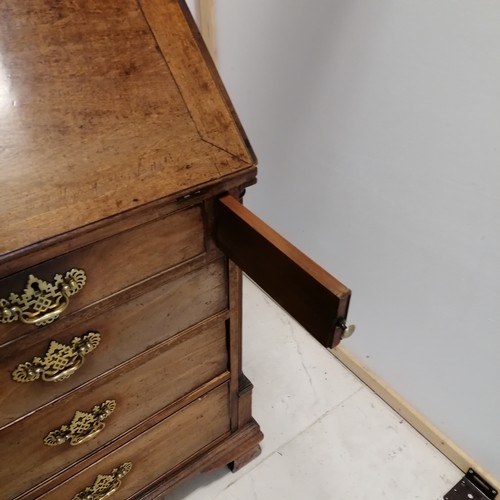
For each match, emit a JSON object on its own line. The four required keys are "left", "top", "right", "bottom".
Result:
{"left": 0, "top": 0, "right": 254, "bottom": 256}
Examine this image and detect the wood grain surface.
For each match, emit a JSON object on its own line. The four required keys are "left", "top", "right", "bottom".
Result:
{"left": 0, "top": 2, "right": 263, "bottom": 497}
{"left": 0, "top": 259, "right": 228, "bottom": 427}
{"left": 37, "top": 383, "right": 231, "bottom": 500}
{"left": 215, "top": 195, "right": 352, "bottom": 348}
{"left": 0, "top": 318, "right": 228, "bottom": 499}
{"left": 0, "top": 0, "right": 254, "bottom": 256}
{"left": 0, "top": 205, "right": 205, "bottom": 345}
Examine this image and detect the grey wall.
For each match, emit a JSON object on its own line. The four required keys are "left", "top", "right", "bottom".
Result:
{"left": 215, "top": 0, "right": 500, "bottom": 478}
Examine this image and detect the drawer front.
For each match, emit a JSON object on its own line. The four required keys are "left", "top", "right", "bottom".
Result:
{"left": 0, "top": 205, "right": 205, "bottom": 346}
{"left": 39, "top": 383, "right": 230, "bottom": 500}
{"left": 0, "top": 259, "right": 227, "bottom": 427}
{"left": 0, "top": 319, "right": 228, "bottom": 499}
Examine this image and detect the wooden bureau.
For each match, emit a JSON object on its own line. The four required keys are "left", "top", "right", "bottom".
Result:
{"left": 0, "top": 1, "right": 352, "bottom": 498}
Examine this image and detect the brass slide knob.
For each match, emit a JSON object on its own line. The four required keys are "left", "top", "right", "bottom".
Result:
{"left": 338, "top": 319, "right": 356, "bottom": 339}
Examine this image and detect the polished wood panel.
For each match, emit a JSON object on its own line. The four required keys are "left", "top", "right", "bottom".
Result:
{"left": 0, "top": 206, "right": 205, "bottom": 345}
{"left": 0, "top": 259, "right": 227, "bottom": 427}
{"left": 0, "top": 169, "right": 257, "bottom": 278}
{"left": 140, "top": 0, "right": 253, "bottom": 165}
{"left": 215, "top": 195, "right": 351, "bottom": 348}
{"left": 0, "top": 318, "right": 228, "bottom": 499}
{"left": 38, "top": 383, "right": 231, "bottom": 500}
{"left": 0, "top": 0, "right": 253, "bottom": 256}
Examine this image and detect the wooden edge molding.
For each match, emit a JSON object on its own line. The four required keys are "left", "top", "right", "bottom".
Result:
{"left": 194, "top": 0, "right": 258, "bottom": 165}
{"left": 330, "top": 344, "right": 500, "bottom": 491}
{"left": 139, "top": 0, "right": 252, "bottom": 163}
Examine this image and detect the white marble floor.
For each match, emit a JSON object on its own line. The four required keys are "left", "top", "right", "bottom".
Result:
{"left": 166, "top": 278, "right": 462, "bottom": 500}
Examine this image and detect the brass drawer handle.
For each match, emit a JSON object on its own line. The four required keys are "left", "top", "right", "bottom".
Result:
{"left": 72, "top": 462, "right": 132, "bottom": 500}
{"left": 0, "top": 268, "right": 86, "bottom": 326}
{"left": 44, "top": 400, "right": 116, "bottom": 447}
{"left": 11, "top": 332, "right": 100, "bottom": 383}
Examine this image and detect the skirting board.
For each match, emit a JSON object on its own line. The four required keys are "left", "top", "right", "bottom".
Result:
{"left": 330, "top": 345, "right": 500, "bottom": 491}
{"left": 197, "top": 1, "right": 500, "bottom": 491}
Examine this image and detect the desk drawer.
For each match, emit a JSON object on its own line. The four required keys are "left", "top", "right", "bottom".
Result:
{"left": 0, "top": 205, "right": 205, "bottom": 346}
{"left": 38, "top": 382, "right": 230, "bottom": 500}
{"left": 0, "top": 259, "right": 227, "bottom": 427}
{"left": 0, "top": 319, "right": 228, "bottom": 500}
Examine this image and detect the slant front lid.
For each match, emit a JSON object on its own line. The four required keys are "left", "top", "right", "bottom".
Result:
{"left": 0, "top": 0, "right": 254, "bottom": 256}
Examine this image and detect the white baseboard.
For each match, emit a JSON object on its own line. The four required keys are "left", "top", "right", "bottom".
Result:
{"left": 330, "top": 345, "right": 500, "bottom": 491}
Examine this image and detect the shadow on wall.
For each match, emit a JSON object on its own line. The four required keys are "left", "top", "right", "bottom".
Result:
{"left": 217, "top": 0, "right": 500, "bottom": 480}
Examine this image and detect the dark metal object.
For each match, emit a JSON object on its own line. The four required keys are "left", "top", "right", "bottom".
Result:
{"left": 444, "top": 469, "right": 497, "bottom": 500}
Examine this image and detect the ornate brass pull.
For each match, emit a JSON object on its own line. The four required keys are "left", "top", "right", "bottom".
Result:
{"left": 11, "top": 332, "right": 100, "bottom": 383}
{"left": 72, "top": 462, "right": 132, "bottom": 500}
{"left": 0, "top": 268, "right": 86, "bottom": 326}
{"left": 44, "top": 400, "right": 116, "bottom": 447}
